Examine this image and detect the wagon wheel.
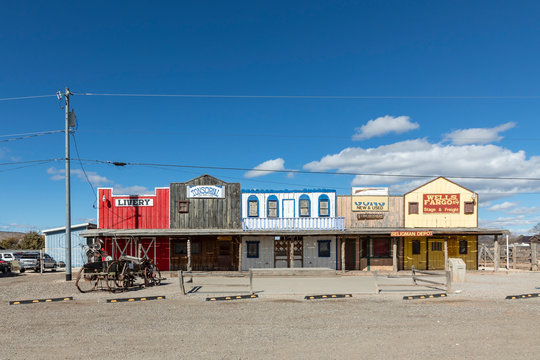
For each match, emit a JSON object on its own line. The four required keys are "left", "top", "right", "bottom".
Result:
{"left": 144, "top": 263, "right": 161, "bottom": 287}
{"left": 75, "top": 267, "right": 99, "bottom": 293}
{"left": 106, "top": 261, "right": 130, "bottom": 292}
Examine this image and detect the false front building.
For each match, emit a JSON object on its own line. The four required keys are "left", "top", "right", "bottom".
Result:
{"left": 240, "top": 189, "right": 344, "bottom": 270}
{"left": 84, "top": 175, "right": 243, "bottom": 272}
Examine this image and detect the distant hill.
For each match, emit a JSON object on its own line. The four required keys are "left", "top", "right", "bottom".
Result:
{"left": 0, "top": 231, "right": 25, "bottom": 241}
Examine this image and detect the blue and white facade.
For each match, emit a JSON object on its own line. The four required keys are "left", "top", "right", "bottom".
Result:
{"left": 241, "top": 189, "right": 343, "bottom": 270}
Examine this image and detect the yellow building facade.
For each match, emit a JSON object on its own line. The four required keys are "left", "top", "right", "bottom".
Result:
{"left": 403, "top": 177, "right": 478, "bottom": 270}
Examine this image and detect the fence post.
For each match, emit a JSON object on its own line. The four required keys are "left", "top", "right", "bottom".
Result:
{"left": 493, "top": 235, "right": 500, "bottom": 272}
{"left": 531, "top": 242, "right": 538, "bottom": 271}
{"left": 249, "top": 269, "right": 253, "bottom": 295}
{"left": 179, "top": 270, "right": 185, "bottom": 295}
{"left": 446, "top": 270, "right": 452, "bottom": 294}
{"left": 411, "top": 266, "right": 417, "bottom": 285}
{"left": 512, "top": 243, "right": 517, "bottom": 270}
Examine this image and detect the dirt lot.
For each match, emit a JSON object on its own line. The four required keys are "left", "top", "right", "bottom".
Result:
{"left": 1, "top": 270, "right": 540, "bottom": 359}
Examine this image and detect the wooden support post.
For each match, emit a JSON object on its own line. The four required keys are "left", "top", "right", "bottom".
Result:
{"left": 355, "top": 237, "right": 360, "bottom": 270}
{"left": 512, "top": 242, "right": 517, "bottom": 270}
{"left": 179, "top": 270, "right": 185, "bottom": 295}
{"left": 493, "top": 235, "right": 499, "bottom": 272}
{"left": 187, "top": 238, "right": 192, "bottom": 272}
{"left": 289, "top": 239, "right": 294, "bottom": 268}
{"left": 531, "top": 242, "right": 538, "bottom": 271}
{"left": 341, "top": 238, "right": 346, "bottom": 272}
{"left": 444, "top": 236, "right": 448, "bottom": 271}
{"left": 392, "top": 237, "right": 398, "bottom": 273}
{"left": 238, "top": 239, "right": 242, "bottom": 272}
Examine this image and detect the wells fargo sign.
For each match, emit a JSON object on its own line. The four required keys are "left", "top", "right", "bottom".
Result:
{"left": 352, "top": 196, "right": 389, "bottom": 212}
{"left": 423, "top": 194, "right": 460, "bottom": 213}
{"left": 390, "top": 231, "right": 433, "bottom": 237}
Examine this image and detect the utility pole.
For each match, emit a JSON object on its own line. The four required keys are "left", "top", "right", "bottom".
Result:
{"left": 64, "top": 88, "right": 72, "bottom": 281}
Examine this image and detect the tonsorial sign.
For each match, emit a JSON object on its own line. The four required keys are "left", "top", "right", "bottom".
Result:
{"left": 187, "top": 185, "right": 225, "bottom": 198}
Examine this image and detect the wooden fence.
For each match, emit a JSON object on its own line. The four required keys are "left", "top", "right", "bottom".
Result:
{"left": 478, "top": 244, "right": 538, "bottom": 270}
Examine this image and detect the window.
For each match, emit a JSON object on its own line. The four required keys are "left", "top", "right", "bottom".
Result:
{"left": 408, "top": 202, "right": 419, "bottom": 214}
{"left": 360, "top": 238, "right": 369, "bottom": 257}
{"left": 464, "top": 202, "right": 475, "bottom": 214}
{"left": 412, "top": 240, "right": 421, "bottom": 255}
{"left": 373, "top": 238, "right": 391, "bottom": 257}
{"left": 191, "top": 240, "right": 201, "bottom": 255}
{"left": 174, "top": 241, "right": 187, "bottom": 255}
{"left": 248, "top": 195, "right": 259, "bottom": 217}
{"left": 318, "top": 240, "right": 331, "bottom": 257}
{"left": 431, "top": 242, "right": 442, "bottom": 251}
{"left": 247, "top": 241, "right": 259, "bottom": 258}
{"left": 299, "top": 195, "right": 310, "bottom": 217}
{"left": 178, "top": 200, "right": 189, "bottom": 213}
{"left": 319, "top": 194, "right": 330, "bottom": 217}
{"left": 268, "top": 196, "right": 278, "bottom": 218}
{"left": 459, "top": 240, "right": 468, "bottom": 254}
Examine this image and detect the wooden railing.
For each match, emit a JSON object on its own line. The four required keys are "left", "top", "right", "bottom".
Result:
{"left": 242, "top": 217, "right": 345, "bottom": 231}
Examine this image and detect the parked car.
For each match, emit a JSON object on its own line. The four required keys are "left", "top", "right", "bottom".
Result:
{"left": 0, "top": 259, "right": 11, "bottom": 273}
{"left": 0, "top": 251, "right": 24, "bottom": 273}
{"left": 19, "top": 252, "right": 58, "bottom": 272}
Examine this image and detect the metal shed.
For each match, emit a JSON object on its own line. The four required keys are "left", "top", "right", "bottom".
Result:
{"left": 43, "top": 223, "right": 96, "bottom": 268}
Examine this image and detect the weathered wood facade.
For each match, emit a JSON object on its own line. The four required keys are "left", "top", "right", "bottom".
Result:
{"left": 170, "top": 175, "right": 241, "bottom": 230}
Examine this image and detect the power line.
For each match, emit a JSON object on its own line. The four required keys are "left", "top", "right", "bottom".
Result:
{"left": 0, "top": 129, "right": 64, "bottom": 143}
{"left": 0, "top": 159, "right": 62, "bottom": 166}
{"left": 0, "top": 94, "right": 56, "bottom": 101}
{"left": 74, "top": 158, "right": 540, "bottom": 182}
{"left": 0, "top": 160, "right": 57, "bottom": 173}
{"left": 75, "top": 92, "right": 540, "bottom": 100}
{"left": 71, "top": 133, "right": 97, "bottom": 199}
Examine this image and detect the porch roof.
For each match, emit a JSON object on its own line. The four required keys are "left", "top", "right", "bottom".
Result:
{"left": 80, "top": 227, "right": 508, "bottom": 238}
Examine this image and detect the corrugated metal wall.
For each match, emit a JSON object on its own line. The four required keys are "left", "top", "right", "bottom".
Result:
{"left": 45, "top": 227, "right": 90, "bottom": 268}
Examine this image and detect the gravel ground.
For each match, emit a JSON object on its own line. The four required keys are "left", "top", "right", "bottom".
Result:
{"left": 1, "top": 269, "right": 540, "bottom": 359}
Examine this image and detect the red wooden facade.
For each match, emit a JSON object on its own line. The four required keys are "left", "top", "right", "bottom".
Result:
{"left": 102, "top": 237, "right": 170, "bottom": 271}
{"left": 98, "top": 188, "right": 170, "bottom": 229}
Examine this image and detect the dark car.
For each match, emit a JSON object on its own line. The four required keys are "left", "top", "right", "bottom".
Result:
{"left": 0, "top": 259, "right": 11, "bottom": 274}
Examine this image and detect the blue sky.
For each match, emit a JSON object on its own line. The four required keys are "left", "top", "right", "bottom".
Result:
{"left": 2, "top": 1, "right": 540, "bottom": 235}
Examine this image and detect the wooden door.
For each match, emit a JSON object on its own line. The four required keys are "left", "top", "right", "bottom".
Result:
{"left": 405, "top": 238, "right": 427, "bottom": 270}
{"left": 428, "top": 238, "right": 445, "bottom": 270}
{"left": 344, "top": 238, "right": 356, "bottom": 270}
{"left": 217, "top": 241, "right": 233, "bottom": 270}
{"left": 274, "top": 239, "right": 289, "bottom": 268}
{"left": 283, "top": 199, "right": 295, "bottom": 218}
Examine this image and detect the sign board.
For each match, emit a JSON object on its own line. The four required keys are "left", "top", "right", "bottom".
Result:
{"left": 115, "top": 198, "right": 154, "bottom": 207}
{"left": 352, "top": 187, "right": 388, "bottom": 196}
{"left": 352, "top": 196, "right": 389, "bottom": 212}
{"left": 390, "top": 231, "right": 433, "bottom": 237}
{"left": 187, "top": 185, "right": 225, "bottom": 199}
{"left": 357, "top": 213, "right": 385, "bottom": 220}
{"left": 423, "top": 194, "right": 460, "bottom": 214}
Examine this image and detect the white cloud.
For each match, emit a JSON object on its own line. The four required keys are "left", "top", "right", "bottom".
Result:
{"left": 487, "top": 202, "right": 518, "bottom": 212}
{"left": 47, "top": 167, "right": 147, "bottom": 195}
{"left": 47, "top": 167, "right": 113, "bottom": 186}
{"left": 444, "top": 122, "right": 515, "bottom": 145}
{"left": 352, "top": 115, "right": 419, "bottom": 140}
{"left": 245, "top": 158, "right": 286, "bottom": 178}
{"left": 303, "top": 138, "right": 540, "bottom": 200}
